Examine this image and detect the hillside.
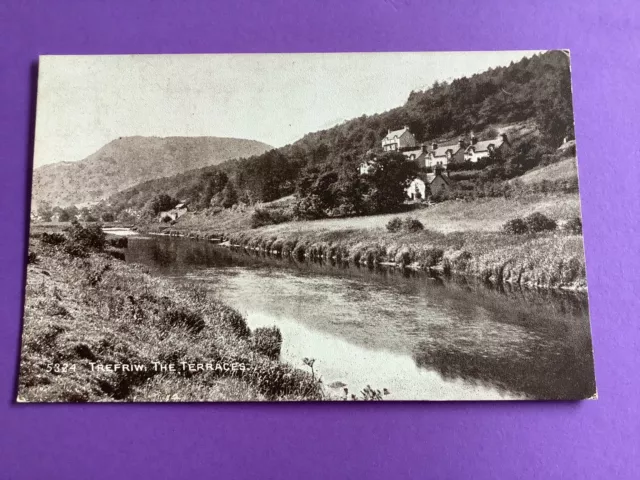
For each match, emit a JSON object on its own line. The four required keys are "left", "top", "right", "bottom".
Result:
{"left": 510, "top": 156, "right": 578, "bottom": 186}
{"left": 32, "top": 136, "right": 272, "bottom": 207}
{"left": 103, "top": 51, "right": 574, "bottom": 217}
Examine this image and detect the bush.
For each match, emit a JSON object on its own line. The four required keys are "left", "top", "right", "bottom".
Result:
{"left": 564, "top": 216, "right": 582, "bottom": 235}
{"left": 41, "top": 232, "right": 66, "bottom": 246}
{"left": 250, "top": 207, "right": 293, "bottom": 229}
{"left": 159, "top": 306, "right": 205, "bottom": 333}
{"left": 107, "top": 237, "right": 128, "bottom": 249}
{"left": 27, "top": 251, "right": 39, "bottom": 264}
{"left": 252, "top": 326, "right": 282, "bottom": 359}
{"left": 66, "top": 220, "right": 106, "bottom": 251}
{"left": 403, "top": 217, "right": 424, "bottom": 232}
{"left": 524, "top": 212, "right": 557, "bottom": 233}
{"left": 386, "top": 217, "right": 403, "bottom": 232}
{"left": 503, "top": 218, "right": 528, "bottom": 235}
{"left": 101, "top": 212, "right": 115, "bottom": 222}
{"left": 63, "top": 243, "right": 90, "bottom": 258}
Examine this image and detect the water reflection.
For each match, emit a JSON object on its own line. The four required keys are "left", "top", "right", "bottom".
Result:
{"left": 125, "top": 236, "right": 596, "bottom": 400}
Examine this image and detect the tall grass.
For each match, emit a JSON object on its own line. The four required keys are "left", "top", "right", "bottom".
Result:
{"left": 226, "top": 226, "right": 586, "bottom": 290}
{"left": 18, "top": 238, "right": 323, "bottom": 402}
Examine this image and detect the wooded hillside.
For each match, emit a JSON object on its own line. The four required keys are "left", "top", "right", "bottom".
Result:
{"left": 105, "top": 50, "right": 574, "bottom": 217}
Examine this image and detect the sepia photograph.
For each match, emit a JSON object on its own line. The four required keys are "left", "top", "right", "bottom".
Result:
{"left": 19, "top": 51, "right": 596, "bottom": 402}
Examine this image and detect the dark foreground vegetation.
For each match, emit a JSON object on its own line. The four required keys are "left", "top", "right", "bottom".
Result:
{"left": 20, "top": 225, "right": 325, "bottom": 402}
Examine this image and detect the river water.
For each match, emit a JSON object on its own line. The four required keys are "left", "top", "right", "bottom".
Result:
{"left": 124, "top": 234, "right": 596, "bottom": 401}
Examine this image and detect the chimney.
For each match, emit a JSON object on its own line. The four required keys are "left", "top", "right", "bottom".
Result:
{"left": 458, "top": 137, "right": 466, "bottom": 148}
{"left": 422, "top": 144, "right": 428, "bottom": 153}
{"left": 501, "top": 133, "right": 510, "bottom": 146}
{"left": 432, "top": 142, "right": 438, "bottom": 151}
{"left": 470, "top": 132, "right": 478, "bottom": 145}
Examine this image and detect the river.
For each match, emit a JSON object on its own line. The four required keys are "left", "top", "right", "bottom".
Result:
{"left": 123, "top": 234, "right": 596, "bottom": 401}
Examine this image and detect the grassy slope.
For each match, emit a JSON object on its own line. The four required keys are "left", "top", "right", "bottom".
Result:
{"left": 18, "top": 240, "right": 321, "bottom": 402}
{"left": 135, "top": 158, "right": 586, "bottom": 289}
{"left": 511, "top": 157, "right": 579, "bottom": 186}
{"left": 144, "top": 194, "right": 586, "bottom": 289}
{"left": 148, "top": 192, "right": 581, "bottom": 237}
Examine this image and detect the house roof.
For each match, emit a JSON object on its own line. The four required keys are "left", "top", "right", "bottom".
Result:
{"left": 427, "top": 142, "right": 462, "bottom": 158}
{"left": 383, "top": 127, "right": 410, "bottom": 142}
{"left": 466, "top": 137, "right": 504, "bottom": 154}
{"left": 174, "top": 203, "right": 186, "bottom": 209}
{"left": 426, "top": 172, "right": 450, "bottom": 185}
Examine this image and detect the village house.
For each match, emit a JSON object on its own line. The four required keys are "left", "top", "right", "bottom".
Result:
{"left": 464, "top": 133, "right": 510, "bottom": 163}
{"left": 381, "top": 126, "right": 417, "bottom": 152}
{"left": 426, "top": 170, "right": 450, "bottom": 197}
{"left": 424, "top": 138, "right": 466, "bottom": 170}
{"left": 405, "top": 169, "right": 450, "bottom": 200}
{"left": 159, "top": 202, "right": 189, "bottom": 223}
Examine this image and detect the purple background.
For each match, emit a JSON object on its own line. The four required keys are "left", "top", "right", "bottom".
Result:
{"left": 1, "top": 0, "right": 638, "bottom": 478}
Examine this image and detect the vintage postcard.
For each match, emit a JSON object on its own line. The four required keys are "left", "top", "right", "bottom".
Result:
{"left": 19, "top": 51, "right": 596, "bottom": 402}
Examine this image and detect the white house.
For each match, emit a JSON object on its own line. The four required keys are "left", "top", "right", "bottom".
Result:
{"left": 382, "top": 126, "right": 417, "bottom": 152}
{"left": 464, "top": 133, "right": 510, "bottom": 163}
{"left": 425, "top": 139, "right": 466, "bottom": 170}
{"left": 406, "top": 178, "right": 427, "bottom": 200}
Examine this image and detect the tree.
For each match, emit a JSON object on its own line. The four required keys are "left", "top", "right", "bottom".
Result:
{"left": 37, "top": 201, "right": 53, "bottom": 222}
{"left": 363, "top": 152, "right": 420, "bottom": 213}
{"left": 58, "top": 209, "right": 71, "bottom": 222}
{"left": 220, "top": 183, "right": 238, "bottom": 208}
{"left": 143, "top": 194, "right": 177, "bottom": 217}
{"left": 101, "top": 212, "right": 115, "bottom": 222}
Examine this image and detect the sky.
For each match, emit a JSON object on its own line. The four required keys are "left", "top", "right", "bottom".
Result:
{"left": 33, "top": 51, "right": 542, "bottom": 168}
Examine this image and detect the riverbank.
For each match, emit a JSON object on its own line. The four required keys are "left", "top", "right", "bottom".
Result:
{"left": 19, "top": 237, "right": 323, "bottom": 402}
{"left": 138, "top": 194, "right": 587, "bottom": 290}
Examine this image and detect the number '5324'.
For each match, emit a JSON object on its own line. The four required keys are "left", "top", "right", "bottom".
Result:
{"left": 45, "top": 363, "right": 77, "bottom": 373}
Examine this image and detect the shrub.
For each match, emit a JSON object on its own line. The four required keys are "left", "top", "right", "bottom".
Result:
{"left": 63, "top": 243, "right": 90, "bottom": 258}
{"left": 101, "top": 212, "right": 115, "bottom": 222}
{"left": 503, "top": 218, "right": 528, "bottom": 235}
{"left": 107, "top": 237, "right": 128, "bottom": 249}
{"left": 27, "top": 251, "right": 39, "bottom": 264}
{"left": 524, "top": 212, "right": 557, "bottom": 233}
{"left": 394, "top": 246, "right": 412, "bottom": 266}
{"left": 565, "top": 216, "right": 582, "bottom": 235}
{"left": 386, "top": 217, "right": 403, "bottom": 232}
{"left": 403, "top": 217, "right": 424, "bottom": 232}
{"left": 66, "top": 220, "right": 106, "bottom": 251}
{"left": 250, "top": 207, "right": 293, "bottom": 229}
{"left": 159, "top": 306, "right": 205, "bottom": 333}
{"left": 252, "top": 326, "right": 282, "bottom": 359}
{"left": 41, "top": 232, "right": 66, "bottom": 246}
{"left": 421, "top": 247, "right": 444, "bottom": 267}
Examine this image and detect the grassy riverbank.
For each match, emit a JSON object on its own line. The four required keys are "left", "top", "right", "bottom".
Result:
{"left": 19, "top": 237, "right": 322, "bottom": 402}
{"left": 140, "top": 192, "right": 587, "bottom": 290}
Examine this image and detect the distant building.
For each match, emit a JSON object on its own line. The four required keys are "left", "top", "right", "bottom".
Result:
{"left": 425, "top": 139, "right": 467, "bottom": 170}
{"left": 426, "top": 170, "right": 450, "bottom": 197}
{"left": 464, "top": 133, "right": 510, "bottom": 163}
{"left": 382, "top": 126, "right": 417, "bottom": 152}
{"left": 405, "top": 170, "right": 451, "bottom": 200}
{"left": 406, "top": 178, "right": 427, "bottom": 200}
{"left": 159, "top": 202, "right": 189, "bottom": 223}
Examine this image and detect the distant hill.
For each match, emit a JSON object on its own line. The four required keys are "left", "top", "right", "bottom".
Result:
{"left": 32, "top": 136, "right": 272, "bottom": 207}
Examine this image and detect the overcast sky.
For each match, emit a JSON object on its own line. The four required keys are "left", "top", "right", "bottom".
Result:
{"left": 34, "top": 51, "right": 542, "bottom": 168}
